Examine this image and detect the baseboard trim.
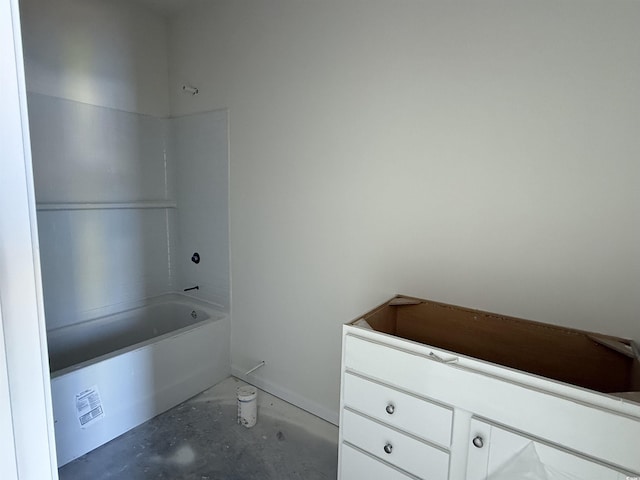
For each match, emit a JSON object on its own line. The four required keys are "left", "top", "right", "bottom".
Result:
{"left": 230, "top": 364, "right": 339, "bottom": 426}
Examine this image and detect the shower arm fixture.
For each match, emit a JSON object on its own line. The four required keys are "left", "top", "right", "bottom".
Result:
{"left": 182, "top": 84, "right": 199, "bottom": 95}
{"left": 183, "top": 285, "right": 199, "bottom": 292}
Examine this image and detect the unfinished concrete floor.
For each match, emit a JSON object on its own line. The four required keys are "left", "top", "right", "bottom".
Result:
{"left": 58, "top": 377, "right": 339, "bottom": 480}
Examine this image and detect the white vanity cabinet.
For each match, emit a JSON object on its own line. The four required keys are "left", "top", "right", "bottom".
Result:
{"left": 338, "top": 295, "right": 640, "bottom": 480}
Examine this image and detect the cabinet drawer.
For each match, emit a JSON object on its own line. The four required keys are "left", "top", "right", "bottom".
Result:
{"left": 340, "top": 444, "right": 416, "bottom": 480}
{"left": 343, "top": 372, "right": 452, "bottom": 447}
{"left": 344, "top": 334, "right": 452, "bottom": 399}
{"left": 342, "top": 409, "right": 449, "bottom": 480}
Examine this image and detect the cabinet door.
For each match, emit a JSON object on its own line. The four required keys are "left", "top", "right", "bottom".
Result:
{"left": 466, "top": 418, "right": 630, "bottom": 480}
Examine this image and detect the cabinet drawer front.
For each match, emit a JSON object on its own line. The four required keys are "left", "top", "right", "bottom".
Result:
{"left": 344, "top": 333, "right": 452, "bottom": 399}
{"left": 340, "top": 444, "right": 416, "bottom": 480}
{"left": 342, "top": 409, "right": 449, "bottom": 480}
{"left": 343, "top": 372, "right": 452, "bottom": 447}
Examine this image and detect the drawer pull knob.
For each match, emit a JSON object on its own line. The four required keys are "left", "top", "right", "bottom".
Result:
{"left": 385, "top": 404, "right": 395, "bottom": 415}
{"left": 472, "top": 436, "right": 484, "bottom": 448}
{"left": 383, "top": 443, "right": 393, "bottom": 454}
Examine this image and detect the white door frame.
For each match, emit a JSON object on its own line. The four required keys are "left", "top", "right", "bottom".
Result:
{"left": 0, "top": 0, "right": 58, "bottom": 478}
{"left": 0, "top": 303, "right": 19, "bottom": 480}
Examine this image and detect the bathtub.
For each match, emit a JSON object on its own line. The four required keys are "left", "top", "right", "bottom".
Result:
{"left": 48, "top": 293, "right": 230, "bottom": 467}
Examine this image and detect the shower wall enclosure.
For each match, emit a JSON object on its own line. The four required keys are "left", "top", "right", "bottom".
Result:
{"left": 21, "top": 0, "right": 231, "bottom": 326}
{"left": 23, "top": 0, "right": 231, "bottom": 462}
{"left": 28, "top": 92, "right": 231, "bottom": 464}
{"left": 30, "top": 93, "right": 230, "bottom": 328}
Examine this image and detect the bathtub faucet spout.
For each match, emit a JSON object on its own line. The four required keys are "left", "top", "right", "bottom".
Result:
{"left": 183, "top": 285, "right": 199, "bottom": 292}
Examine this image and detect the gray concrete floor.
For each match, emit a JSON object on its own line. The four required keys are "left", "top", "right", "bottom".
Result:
{"left": 59, "top": 377, "right": 339, "bottom": 480}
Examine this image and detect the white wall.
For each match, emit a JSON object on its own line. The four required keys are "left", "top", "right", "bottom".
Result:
{"left": 20, "top": 0, "right": 170, "bottom": 116}
{"left": 169, "top": 0, "right": 640, "bottom": 423}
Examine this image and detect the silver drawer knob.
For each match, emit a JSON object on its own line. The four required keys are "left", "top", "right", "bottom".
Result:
{"left": 385, "top": 404, "right": 395, "bottom": 415}
{"left": 472, "top": 436, "right": 484, "bottom": 448}
{"left": 383, "top": 443, "right": 393, "bottom": 454}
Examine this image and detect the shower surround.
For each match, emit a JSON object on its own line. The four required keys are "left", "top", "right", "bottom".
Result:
{"left": 27, "top": 92, "right": 230, "bottom": 463}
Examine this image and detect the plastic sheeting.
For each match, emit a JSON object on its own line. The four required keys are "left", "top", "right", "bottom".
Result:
{"left": 487, "top": 443, "right": 583, "bottom": 480}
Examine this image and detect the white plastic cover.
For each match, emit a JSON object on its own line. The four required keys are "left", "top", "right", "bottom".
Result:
{"left": 487, "top": 443, "right": 583, "bottom": 480}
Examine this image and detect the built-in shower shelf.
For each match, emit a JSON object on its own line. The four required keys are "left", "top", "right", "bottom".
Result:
{"left": 36, "top": 201, "right": 177, "bottom": 211}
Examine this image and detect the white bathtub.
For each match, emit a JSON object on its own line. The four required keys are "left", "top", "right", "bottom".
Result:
{"left": 48, "top": 293, "right": 230, "bottom": 467}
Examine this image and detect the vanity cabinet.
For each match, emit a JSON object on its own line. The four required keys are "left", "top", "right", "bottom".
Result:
{"left": 338, "top": 295, "right": 640, "bottom": 480}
